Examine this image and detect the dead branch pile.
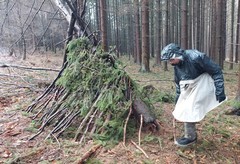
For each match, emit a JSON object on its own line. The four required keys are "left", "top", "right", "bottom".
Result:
{"left": 27, "top": 37, "right": 159, "bottom": 144}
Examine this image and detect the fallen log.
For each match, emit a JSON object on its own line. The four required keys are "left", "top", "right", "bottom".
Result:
{"left": 0, "top": 63, "right": 60, "bottom": 72}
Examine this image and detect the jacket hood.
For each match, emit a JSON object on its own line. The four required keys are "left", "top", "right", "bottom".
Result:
{"left": 161, "top": 43, "right": 185, "bottom": 61}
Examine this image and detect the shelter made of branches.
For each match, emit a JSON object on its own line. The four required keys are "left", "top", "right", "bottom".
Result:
{"left": 27, "top": 37, "right": 159, "bottom": 144}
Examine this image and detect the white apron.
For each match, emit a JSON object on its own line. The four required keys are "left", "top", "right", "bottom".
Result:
{"left": 173, "top": 73, "right": 226, "bottom": 122}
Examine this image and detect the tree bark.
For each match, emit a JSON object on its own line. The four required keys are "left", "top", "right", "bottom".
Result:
{"left": 114, "top": 0, "right": 120, "bottom": 57}
{"left": 62, "top": 13, "right": 76, "bottom": 65}
{"left": 212, "top": 0, "right": 226, "bottom": 68}
{"left": 215, "top": 0, "right": 222, "bottom": 66}
{"left": 134, "top": 0, "right": 141, "bottom": 64}
{"left": 99, "top": 0, "right": 108, "bottom": 51}
{"left": 181, "top": 0, "right": 188, "bottom": 49}
{"left": 154, "top": 0, "right": 161, "bottom": 66}
{"left": 235, "top": 0, "right": 240, "bottom": 101}
{"left": 150, "top": 1, "right": 154, "bottom": 58}
{"left": 162, "top": 0, "right": 169, "bottom": 71}
{"left": 229, "top": 0, "right": 235, "bottom": 70}
{"left": 235, "top": 0, "right": 240, "bottom": 64}
{"left": 141, "top": 0, "right": 150, "bottom": 72}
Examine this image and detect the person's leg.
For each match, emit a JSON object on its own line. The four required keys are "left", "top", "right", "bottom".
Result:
{"left": 184, "top": 122, "right": 197, "bottom": 139}
{"left": 175, "top": 122, "right": 197, "bottom": 147}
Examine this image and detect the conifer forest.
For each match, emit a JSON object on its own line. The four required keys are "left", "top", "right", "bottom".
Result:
{"left": 0, "top": 0, "right": 240, "bottom": 163}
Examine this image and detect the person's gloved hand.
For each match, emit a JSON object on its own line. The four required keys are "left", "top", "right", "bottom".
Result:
{"left": 216, "top": 95, "right": 226, "bottom": 103}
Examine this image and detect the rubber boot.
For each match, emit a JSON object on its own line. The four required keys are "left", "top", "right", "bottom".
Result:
{"left": 184, "top": 122, "right": 197, "bottom": 139}
{"left": 175, "top": 122, "right": 197, "bottom": 147}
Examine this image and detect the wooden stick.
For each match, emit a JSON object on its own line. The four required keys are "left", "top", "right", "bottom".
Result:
{"left": 138, "top": 114, "right": 143, "bottom": 146}
{"left": 79, "top": 109, "right": 98, "bottom": 144}
{"left": 131, "top": 140, "right": 149, "bottom": 159}
{"left": 123, "top": 104, "right": 132, "bottom": 146}
{"left": 74, "top": 87, "right": 106, "bottom": 141}
{"left": 90, "top": 111, "right": 104, "bottom": 135}
{"left": 123, "top": 79, "right": 132, "bottom": 146}
{"left": 98, "top": 113, "right": 111, "bottom": 133}
{"left": 48, "top": 133, "right": 61, "bottom": 149}
{"left": 77, "top": 144, "right": 101, "bottom": 164}
{"left": 173, "top": 118, "right": 176, "bottom": 143}
{"left": 32, "top": 95, "right": 54, "bottom": 119}
{"left": 55, "top": 111, "right": 80, "bottom": 137}
{"left": 27, "top": 62, "right": 68, "bottom": 112}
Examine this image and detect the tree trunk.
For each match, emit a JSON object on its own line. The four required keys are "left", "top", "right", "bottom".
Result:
{"left": 154, "top": 0, "right": 161, "bottom": 66}
{"left": 114, "top": 0, "right": 120, "bottom": 57}
{"left": 127, "top": 13, "right": 133, "bottom": 58}
{"left": 21, "top": 33, "right": 26, "bottom": 60}
{"left": 235, "top": 0, "right": 240, "bottom": 103}
{"left": 150, "top": 1, "right": 154, "bottom": 58}
{"left": 221, "top": 0, "right": 227, "bottom": 67}
{"left": 210, "top": 1, "right": 217, "bottom": 59}
{"left": 107, "top": 1, "right": 112, "bottom": 48}
{"left": 215, "top": 0, "right": 222, "bottom": 66}
{"left": 162, "top": 0, "right": 169, "bottom": 71}
{"left": 204, "top": 1, "right": 211, "bottom": 53}
{"left": 194, "top": 0, "right": 200, "bottom": 49}
{"left": 62, "top": 14, "right": 76, "bottom": 65}
{"left": 235, "top": 0, "right": 240, "bottom": 63}
{"left": 229, "top": 0, "right": 234, "bottom": 70}
{"left": 100, "top": 0, "right": 108, "bottom": 52}
{"left": 95, "top": 0, "right": 100, "bottom": 41}
{"left": 141, "top": 0, "right": 150, "bottom": 72}
{"left": 52, "top": 0, "right": 77, "bottom": 30}
{"left": 212, "top": 0, "right": 225, "bottom": 68}
{"left": 134, "top": 0, "right": 141, "bottom": 64}
{"left": 200, "top": 0, "right": 205, "bottom": 51}
{"left": 181, "top": 0, "right": 188, "bottom": 49}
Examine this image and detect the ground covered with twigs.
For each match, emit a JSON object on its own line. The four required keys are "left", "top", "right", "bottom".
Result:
{"left": 0, "top": 51, "right": 239, "bottom": 163}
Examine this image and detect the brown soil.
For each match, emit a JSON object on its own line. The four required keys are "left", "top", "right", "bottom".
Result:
{"left": 0, "top": 52, "right": 239, "bottom": 164}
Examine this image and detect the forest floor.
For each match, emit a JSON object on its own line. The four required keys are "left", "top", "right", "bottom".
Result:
{"left": 0, "top": 52, "right": 239, "bottom": 164}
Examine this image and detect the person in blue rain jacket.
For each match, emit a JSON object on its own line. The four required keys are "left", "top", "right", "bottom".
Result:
{"left": 161, "top": 43, "right": 226, "bottom": 147}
